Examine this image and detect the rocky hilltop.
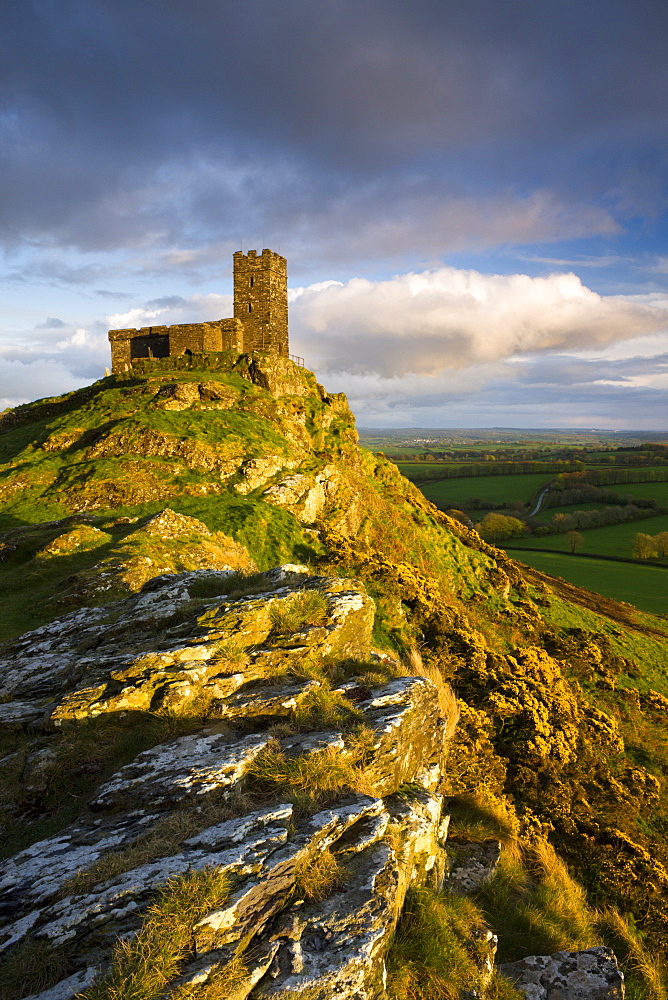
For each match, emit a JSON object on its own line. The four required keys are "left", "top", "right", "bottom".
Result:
{"left": 0, "top": 352, "right": 667, "bottom": 1000}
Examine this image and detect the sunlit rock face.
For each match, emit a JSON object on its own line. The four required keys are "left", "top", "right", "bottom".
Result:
{"left": 0, "top": 565, "right": 455, "bottom": 1000}
{"left": 0, "top": 564, "right": 374, "bottom": 724}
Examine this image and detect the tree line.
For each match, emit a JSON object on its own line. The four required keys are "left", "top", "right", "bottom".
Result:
{"left": 555, "top": 468, "right": 668, "bottom": 488}
{"left": 545, "top": 505, "right": 661, "bottom": 534}
{"left": 544, "top": 482, "right": 658, "bottom": 509}
{"left": 401, "top": 460, "right": 583, "bottom": 482}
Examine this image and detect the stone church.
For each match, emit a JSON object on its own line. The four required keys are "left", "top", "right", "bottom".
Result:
{"left": 108, "top": 249, "right": 288, "bottom": 373}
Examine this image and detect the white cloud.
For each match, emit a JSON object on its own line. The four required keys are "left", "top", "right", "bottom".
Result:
{"left": 290, "top": 266, "right": 668, "bottom": 377}
{"left": 55, "top": 328, "right": 96, "bottom": 350}
{"left": 0, "top": 357, "right": 89, "bottom": 409}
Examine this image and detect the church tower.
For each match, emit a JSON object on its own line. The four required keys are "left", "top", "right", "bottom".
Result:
{"left": 233, "top": 249, "right": 288, "bottom": 356}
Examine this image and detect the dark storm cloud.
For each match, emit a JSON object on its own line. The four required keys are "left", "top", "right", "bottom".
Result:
{"left": 1, "top": 0, "right": 667, "bottom": 258}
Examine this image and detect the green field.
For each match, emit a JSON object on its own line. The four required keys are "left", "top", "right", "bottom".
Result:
{"left": 607, "top": 481, "right": 668, "bottom": 504}
{"left": 508, "top": 512, "right": 668, "bottom": 560}
{"left": 507, "top": 549, "right": 668, "bottom": 615}
{"left": 414, "top": 473, "right": 553, "bottom": 508}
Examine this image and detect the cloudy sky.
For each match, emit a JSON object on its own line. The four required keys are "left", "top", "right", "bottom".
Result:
{"left": 1, "top": 0, "right": 667, "bottom": 428}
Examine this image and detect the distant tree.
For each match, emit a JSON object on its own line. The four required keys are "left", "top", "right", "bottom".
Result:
{"left": 552, "top": 512, "right": 575, "bottom": 532}
{"left": 477, "top": 512, "right": 525, "bottom": 543}
{"left": 565, "top": 531, "right": 585, "bottom": 553}
{"left": 632, "top": 533, "right": 657, "bottom": 560}
{"left": 655, "top": 532, "right": 668, "bottom": 558}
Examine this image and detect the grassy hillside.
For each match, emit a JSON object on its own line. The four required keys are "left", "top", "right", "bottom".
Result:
{"left": 1, "top": 352, "right": 668, "bottom": 996}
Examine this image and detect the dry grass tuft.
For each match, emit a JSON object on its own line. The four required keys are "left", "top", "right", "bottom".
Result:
{"left": 246, "top": 739, "right": 375, "bottom": 802}
{"left": 404, "top": 647, "right": 460, "bottom": 742}
{"left": 597, "top": 907, "right": 668, "bottom": 1000}
{"left": 60, "top": 811, "right": 204, "bottom": 898}
{"left": 169, "top": 955, "right": 249, "bottom": 1000}
{"left": 82, "top": 868, "right": 235, "bottom": 1000}
{"left": 522, "top": 839, "right": 601, "bottom": 950}
{"left": 0, "top": 939, "right": 70, "bottom": 1000}
{"left": 278, "top": 686, "right": 364, "bottom": 734}
{"left": 269, "top": 589, "right": 329, "bottom": 635}
{"left": 294, "top": 847, "right": 348, "bottom": 902}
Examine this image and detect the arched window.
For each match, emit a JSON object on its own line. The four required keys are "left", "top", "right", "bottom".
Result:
{"left": 248, "top": 303, "right": 253, "bottom": 313}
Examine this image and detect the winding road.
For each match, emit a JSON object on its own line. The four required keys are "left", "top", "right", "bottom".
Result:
{"left": 528, "top": 485, "right": 551, "bottom": 517}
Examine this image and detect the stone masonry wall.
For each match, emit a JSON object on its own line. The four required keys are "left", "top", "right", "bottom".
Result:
{"left": 234, "top": 249, "right": 289, "bottom": 357}
{"left": 108, "top": 319, "right": 245, "bottom": 374}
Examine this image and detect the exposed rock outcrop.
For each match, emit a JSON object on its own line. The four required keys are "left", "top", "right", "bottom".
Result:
{"left": 0, "top": 566, "right": 456, "bottom": 1000}
{"left": 499, "top": 947, "right": 625, "bottom": 1000}
{"left": 0, "top": 565, "right": 373, "bottom": 723}
{"left": 446, "top": 838, "right": 502, "bottom": 895}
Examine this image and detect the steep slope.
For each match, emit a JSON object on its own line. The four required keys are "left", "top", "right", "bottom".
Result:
{"left": 0, "top": 351, "right": 667, "bottom": 999}
{"left": 0, "top": 352, "right": 513, "bottom": 640}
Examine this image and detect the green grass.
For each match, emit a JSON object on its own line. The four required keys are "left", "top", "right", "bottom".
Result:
{"left": 0, "top": 521, "right": 131, "bottom": 640}
{"left": 611, "top": 482, "right": 668, "bottom": 504}
{"left": 415, "top": 473, "right": 553, "bottom": 509}
{"left": 477, "top": 841, "right": 602, "bottom": 962}
{"left": 0, "top": 712, "right": 210, "bottom": 861}
{"left": 0, "top": 496, "right": 319, "bottom": 643}
{"left": 534, "top": 591, "right": 668, "bottom": 687}
{"left": 386, "top": 886, "right": 492, "bottom": 1000}
{"left": 509, "top": 549, "right": 668, "bottom": 616}
{"left": 512, "top": 513, "right": 668, "bottom": 560}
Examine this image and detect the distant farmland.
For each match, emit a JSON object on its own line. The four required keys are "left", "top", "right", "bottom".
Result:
{"left": 415, "top": 472, "right": 552, "bottom": 508}
{"left": 507, "top": 513, "right": 668, "bottom": 560}
{"left": 508, "top": 549, "right": 668, "bottom": 616}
